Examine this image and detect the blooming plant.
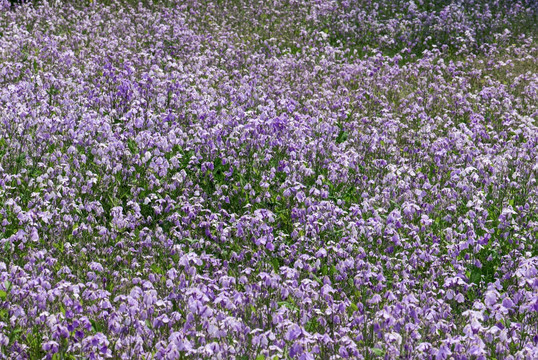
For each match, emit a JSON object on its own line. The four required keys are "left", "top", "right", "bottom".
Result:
{"left": 0, "top": 0, "right": 537, "bottom": 359}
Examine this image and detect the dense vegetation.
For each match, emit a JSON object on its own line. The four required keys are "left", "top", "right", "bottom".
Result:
{"left": 0, "top": 0, "right": 537, "bottom": 359}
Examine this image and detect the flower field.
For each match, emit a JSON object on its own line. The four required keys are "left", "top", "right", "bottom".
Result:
{"left": 0, "top": 0, "right": 537, "bottom": 358}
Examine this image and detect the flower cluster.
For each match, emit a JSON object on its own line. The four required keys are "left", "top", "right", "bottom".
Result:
{"left": 0, "top": 0, "right": 537, "bottom": 359}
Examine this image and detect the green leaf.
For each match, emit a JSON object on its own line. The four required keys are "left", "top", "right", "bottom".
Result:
{"left": 0, "top": 309, "right": 7, "bottom": 321}
{"left": 256, "top": 355, "right": 265, "bottom": 360}
{"left": 128, "top": 138, "right": 138, "bottom": 154}
{"left": 0, "top": 290, "right": 6, "bottom": 301}
{"left": 336, "top": 130, "right": 348, "bottom": 144}
{"left": 186, "top": 238, "right": 198, "bottom": 244}
{"left": 371, "top": 348, "right": 385, "bottom": 357}
{"left": 330, "top": 265, "right": 337, "bottom": 276}
{"left": 471, "top": 270, "right": 482, "bottom": 284}
{"left": 53, "top": 241, "right": 64, "bottom": 253}
{"left": 271, "top": 258, "right": 280, "bottom": 272}
{"left": 213, "top": 157, "right": 223, "bottom": 170}
{"left": 151, "top": 263, "right": 164, "bottom": 275}
{"left": 278, "top": 301, "right": 298, "bottom": 312}
{"left": 90, "top": 319, "right": 103, "bottom": 332}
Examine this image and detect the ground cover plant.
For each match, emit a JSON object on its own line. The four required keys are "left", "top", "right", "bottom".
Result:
{"left": 0, "top": 0, "right": 537, "bottom": 359}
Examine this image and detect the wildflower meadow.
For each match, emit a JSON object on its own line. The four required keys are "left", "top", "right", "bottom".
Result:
{"left": 0, "top": 0, "right": 537, "bottom": 359}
